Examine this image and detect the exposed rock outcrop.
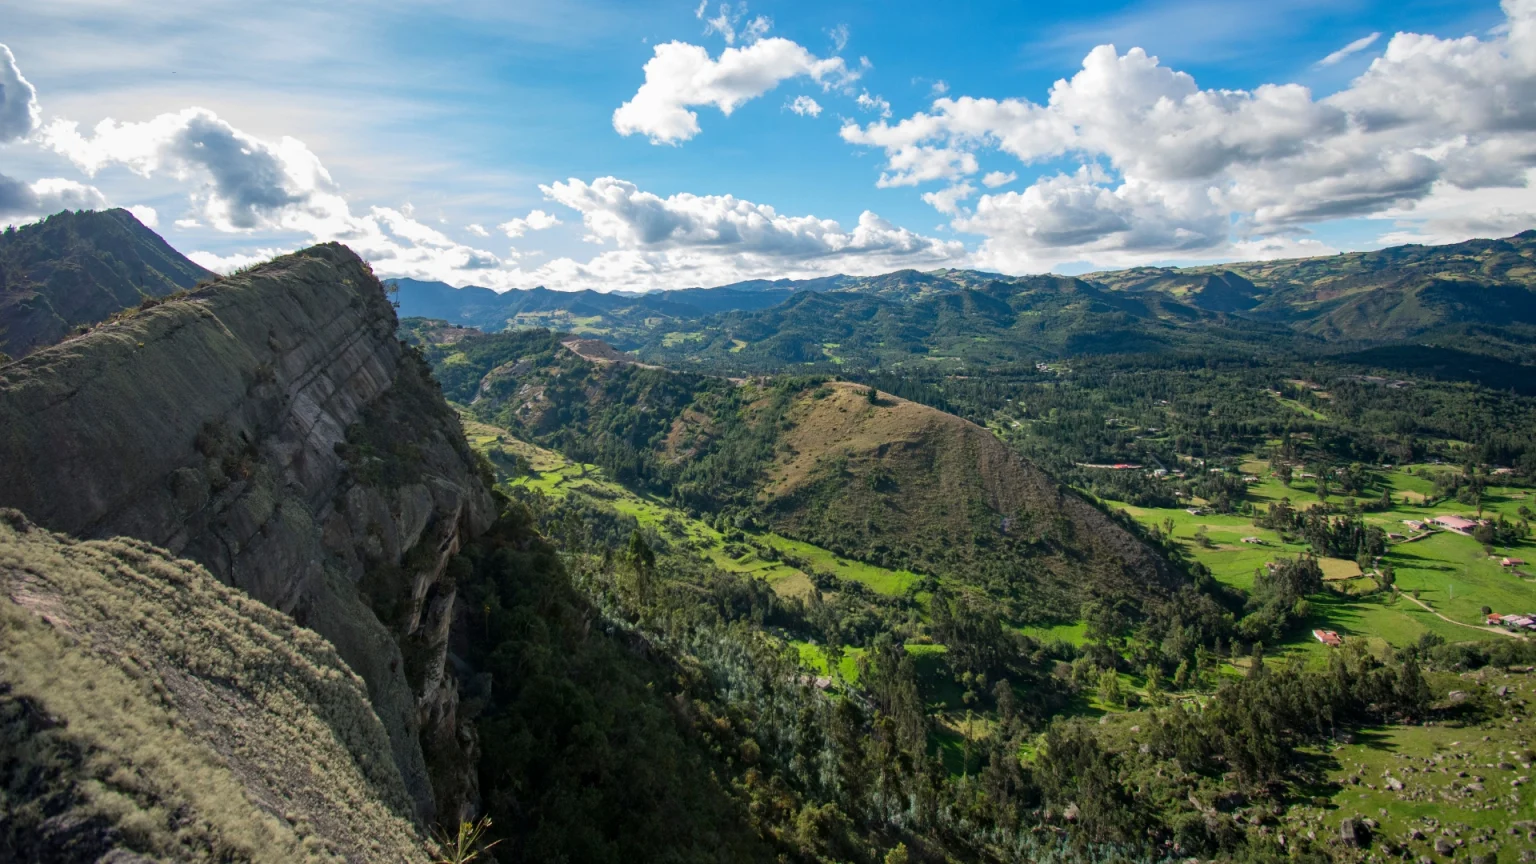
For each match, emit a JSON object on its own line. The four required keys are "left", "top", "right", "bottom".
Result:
{"left": 0, "top": 244, "right": 495, "bottom": 822}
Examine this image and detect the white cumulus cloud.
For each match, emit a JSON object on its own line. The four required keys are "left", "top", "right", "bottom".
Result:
{"left": 787, "top": 95, "right": 822, "bottom": 117}
{"left": 498, "top": 209, "right": 562, "bottom": 238}
{"left": 921, "top": 182, "right": 975, "bottom": 215}
{"left": 41, "top": 107, "right": 340, "bottom": 232}
{"left": 127, "top": 204, "right": 159, "bottom": 227}
{"left": 0, "top": 44, "right": 39, "bottom": 144}
{"left": 0, "top": 174, "right": 111, "bottom": 222}
{"left": 981, "top": 170, "right": 1017, "bottom": 188}
{"left": 613, "top": 37, "right": 859, "bottom": 144}
{"left": 856, "top": 90, "right": 892, "bottom": 118}
{"left": 841, "top": 0, "right": 1536, "bottom": 269}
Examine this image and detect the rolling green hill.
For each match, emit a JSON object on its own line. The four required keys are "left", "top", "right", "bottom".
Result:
{"left": 403, "top": 321, "right": 1180, "bottom": 624}
{"left": 0, "top": 208, "right": 213, "bottom": 358}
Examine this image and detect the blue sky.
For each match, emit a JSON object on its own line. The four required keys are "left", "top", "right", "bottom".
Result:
{"left": 1, "top": 0, "right": 1531, "bottom": 290}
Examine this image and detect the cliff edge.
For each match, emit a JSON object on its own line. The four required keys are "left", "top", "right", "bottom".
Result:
{"left": 0, "top": 244, "right": 495, "bottom": 822}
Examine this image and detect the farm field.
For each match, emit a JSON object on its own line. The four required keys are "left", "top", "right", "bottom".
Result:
{"left": 462, "top": 412, "right": 934, "bottom": 686}
{"left": 1106, "top": 459, "right": 1535, "bottom": 665}
{"left": 463, "top": 412, "right": 921, "bottom": 598}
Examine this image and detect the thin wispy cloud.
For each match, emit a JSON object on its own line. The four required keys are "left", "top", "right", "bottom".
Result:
{"left": 1315, "top": 32, "right": 1379, "bottom": 66}
{"left": 1023, "top": 0, "right": 1341, "bottom": 66}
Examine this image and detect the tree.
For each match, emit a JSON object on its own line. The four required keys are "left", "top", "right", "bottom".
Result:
{"left": 1097, "top": 667, "right": 1123, "bottom": 707}
{"left": 623, "top": 530, "right": 656, "bottom": 605}
{"left": 884, "top": 843, "right": 910, "bottom": 864}
{"left": 1395, "top": 657, "right": 1432, "bottom": 719}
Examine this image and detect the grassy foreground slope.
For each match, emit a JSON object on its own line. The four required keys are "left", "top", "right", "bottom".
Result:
{"left": 0, "top": 509, "right": 426, "bottom": 864}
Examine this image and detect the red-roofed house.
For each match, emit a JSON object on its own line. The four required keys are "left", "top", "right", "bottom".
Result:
{"left": 1432, "top": 515, "right": 1479, "bottom": 534}
{"left": 1312, "top": 629, "right": 1343, "bottom": 647}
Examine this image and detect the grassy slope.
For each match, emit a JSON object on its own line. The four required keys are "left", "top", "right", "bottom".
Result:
{"left": 0, "top": 510, "right": 425, "bottom": 864}
{"left": 461, "top": 413, "right": 918, "bottom": 599}
{"left": 1315, "top": 672, "right": 1536, "bottom": 859}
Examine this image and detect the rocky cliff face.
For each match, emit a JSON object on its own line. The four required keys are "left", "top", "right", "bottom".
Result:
{"left": 0, "top": 244, "right": 496, "bottom": 822}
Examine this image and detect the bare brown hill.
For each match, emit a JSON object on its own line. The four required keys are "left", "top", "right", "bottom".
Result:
{"left": 761, "top": 382, "right": 1174, "bottom": 618}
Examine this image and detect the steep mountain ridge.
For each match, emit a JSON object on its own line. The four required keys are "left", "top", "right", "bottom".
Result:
{"left": 0, "top": 244, "right": 495, "bottom": 822}
{"left": 0, "top": 209, "right": 212, "bottom": 358}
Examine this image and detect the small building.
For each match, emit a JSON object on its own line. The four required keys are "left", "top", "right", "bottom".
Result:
{"left": 1432, "top": 515, "right": 1479, "bottom": 534}
{"left": 1402, "top": 520, "right": 1426, "bottom": 531}
{"left": 1313, "top": 629, "right": 1343, "bottom": 647}
{"left": 1504, "top": 616, "right": 1533, "bottom": 629}
{"left": 1240, "top": 537, "right": 1264, "bottom": 545}
{"left": 1502, "top": 558, "right": 1527, "bottom": 568}
{"left": 1186, "top": 508, "right": 1204, "bottom": 516}
{"left": 1387, "top": 533, "right": 1406, "bottom": 540}
{"left": 1488, "top": 613, "right": 1505, "bottom": 625}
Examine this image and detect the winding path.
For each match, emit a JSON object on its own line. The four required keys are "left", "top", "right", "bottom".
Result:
{"left": 1398, "top": 591, "right": 1526, "bottom": 640}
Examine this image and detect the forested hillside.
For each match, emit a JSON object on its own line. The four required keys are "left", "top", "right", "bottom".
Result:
{"left": 406, "top": 317, "right": 1536, "bottom": 863}
{"left": 403, "top": 321, "right": 1177, "bottom": 624}
{"left": 0, "top": 208, "right": 212, "bottom": 358}
{"left": 5, "top": 211, "right": 1535, "bottom": 864}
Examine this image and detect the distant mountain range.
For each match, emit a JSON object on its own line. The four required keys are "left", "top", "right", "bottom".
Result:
{"left": 389, "top": 231, "right": 1536, "bottom": 373}
{"left": 6, "top": 209, "right": 1533, "bottom": 375}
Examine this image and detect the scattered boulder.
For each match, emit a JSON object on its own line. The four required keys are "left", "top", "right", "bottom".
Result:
{"left": 1340, "top": 816, "right": 1371, "bottom": 848}
{"left": 1434, "top": 837, "right": 1455, "bottom": 856}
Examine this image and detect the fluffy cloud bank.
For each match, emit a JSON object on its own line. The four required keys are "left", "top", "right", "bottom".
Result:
{"left": 0, "top": 44, "right": 39, "bottom": 143}
{"left": 10, "top": 37, "right": 955, "bottom": 293}
{"left": 842, "top": 0, "right": 1536, "bottom": 269}
{"left": 613, "top": 37, "right": 858, "bottom": 144}
{"left": 542, "top": 175, "right": 961, "bottom": 259}
{"left": 42, "top": 107, "right": 339, "bottom": 232}
{"left": 0, "top": 173, "right": 109, "bottom": 220}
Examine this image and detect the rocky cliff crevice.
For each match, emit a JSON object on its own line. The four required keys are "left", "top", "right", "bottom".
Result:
{"left": 0, "top": 243, "right": 495, "bottom": 823}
